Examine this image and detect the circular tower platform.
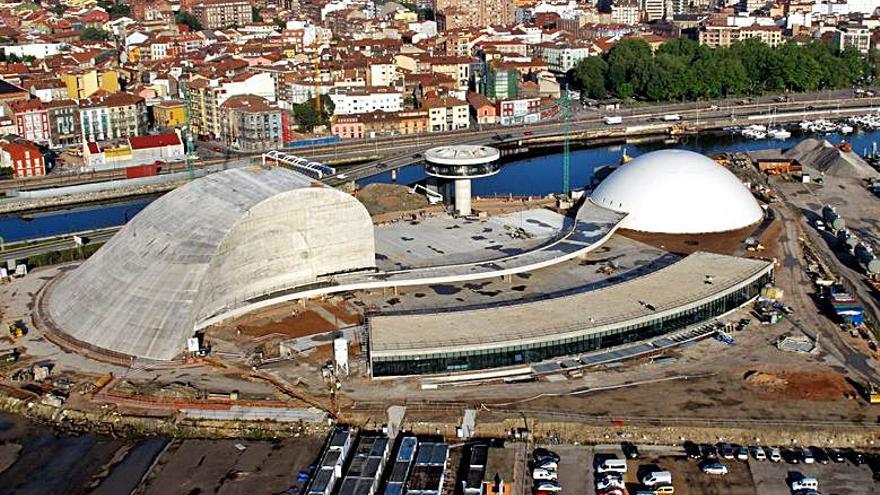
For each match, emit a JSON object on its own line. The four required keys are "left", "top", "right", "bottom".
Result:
{"left": 424, "top": 145, "right": 500, "bottom": 215}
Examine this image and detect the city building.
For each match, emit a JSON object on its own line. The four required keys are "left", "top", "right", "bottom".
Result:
{"left": 0, "top": 80, "right": 29, "bottom": 112}
{"left": 61, "top": 69, "right": 120, "bottom": 100}
{"left": 82, "top": 133, "right": 186, "bottom": 170}
{"left": 640, "top": 0, "right": 666, "bottom": 21}
{"left": 79, "top": 92, "right": 148, "bottom": 143}
{"left": 328, "top": 87, "right": 404, "bottom": 116}
{"left": 10, "top": 99, "right": 51, "bottom": 145}
{"left": 425, "top": 145, "right": 500, "bottom": 215}
{"left": 191, "top": 0, "right": 252, "bottom": 29}
{"left": 433, "top": 0, "right": 516, "bottom": 29}
{"left": 466, "top": 92, "right": 497, "bottom": 126}
{"left": 834, "top": 25, "right": 872, "bottom": 54}
{"left": 331, "top": 110, "right": 429, "bottom": 139}
{"left": 698, "top": 24, "right": 782, "bottom": 48}
{"left": 153, "top": 100, "right": 187, "bottom": 130}
{"left": 484, "top": 65, "right": 519, "bottom": 100}
{"left": 496, "top": 97, "right": 540, "bottom": 126}
{"left": 611, "top": 0, "right": 640, "bottom": 25}
{"left": 539, "top": 41, "right": 593, "bottom": 75}
{"left": 220, "top": 95, "right": 285, "bottom": 152}
{"left": 46, "top": 167, "right": 376, "bottom": 360}
{"left": 0, "top": 141, "right": 46, "bottom": 178}
{"left": 422, "top": 97, "right": 469, "bottom": 132}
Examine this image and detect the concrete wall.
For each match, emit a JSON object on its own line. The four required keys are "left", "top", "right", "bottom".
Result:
{"left": 193, "top": 187, "right": 376, "bottom": 324}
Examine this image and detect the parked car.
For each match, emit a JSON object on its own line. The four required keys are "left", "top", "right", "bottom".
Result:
{"left": 768, "top": 447, "right": 782, "bottom": 463}
{"left": 718, "top": 443, "right": 734, "bottom": 460}
{"left": 596, "top": 474, "right": 625, "bottom": 491}
{"left": 752, "top": 447, "right": 767, "bottom": 461}
{"left": 802, "top": 447, "right": 815, "bottom": 464}
{"left": 701, "top": 444, "right": 718, "bottom": 460}
{"left": 533, "top": 448, "right": 560, "bottom": 464}
{"left": 700, "top": 462, "right": 728, "bottom": 475}
{"left": 811, "top": 447, "right": 829, "bottom": 465}
{"left": 683, "top": 442, "right": 701, "bottom": 460}
{"left": 827, "top": 448, "right": 845, "bottom": 463}
{"left": 534, "top": 480, "right": 562, "bottom": 492}
{"left": 847, "top": 449, "right": 866, "bottom": 465}
{"left": 621, "top": 442, "right": 640, "bottom": 459}
{"left": 782, "top": 448, "right": 800, "bottom": 464}
{"left": 790, "top": 477, "right": 819, "bottom": 492}
{"left": 641, "top": 471, "right": 672, "bottom": 487}
{"left": 596, "top": 458, "right": 628, "bottom": 474}
{"left": 735, "top": 445, "right": 748, "bottom": 461}
{"left": 652, "top": 486, "right": 674, "bottom": 495}
{"left": 532, "top": 468, "right": 558, "bottom": 481}
{"left": 533, "top": 459, "right": 558, "bottom": 471}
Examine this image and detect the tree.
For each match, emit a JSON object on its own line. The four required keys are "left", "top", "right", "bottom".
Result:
{"left": 50, "top": 3, "right": 66, "bottom": 15}
{"left": 292, "top": 95, "right": 333, "bottom": 131}
{"left": 176, "top": 11, "right": 203, "bottom": 31}
{"left": 252, "top": 5, "right": 262, "bottom": 22}
{"left": 572, "top": 56, "right": 608, "bottom": 99}
{"left": 80, "top": 27, "right": 110, "bottom": 41}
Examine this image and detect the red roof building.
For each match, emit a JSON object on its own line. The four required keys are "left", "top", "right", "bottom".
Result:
{"left": 0, "top": 142, "right": 46, "bottom": 178}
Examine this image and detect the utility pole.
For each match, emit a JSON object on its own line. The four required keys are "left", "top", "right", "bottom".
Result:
{"left": 182, "top": 80, "right": 195, "bottom": 179}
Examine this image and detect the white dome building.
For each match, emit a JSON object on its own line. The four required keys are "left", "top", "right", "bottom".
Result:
{"left": 590, "top": 149, "right": 763, "bottom": 234}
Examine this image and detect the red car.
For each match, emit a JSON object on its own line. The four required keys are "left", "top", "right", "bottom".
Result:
{"left": 524, "top": 131, "right": 534, "bottom": 136}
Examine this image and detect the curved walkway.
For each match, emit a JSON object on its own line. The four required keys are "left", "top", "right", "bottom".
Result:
{"left": 195, "top": 200, "right": 627, "bottom": 330}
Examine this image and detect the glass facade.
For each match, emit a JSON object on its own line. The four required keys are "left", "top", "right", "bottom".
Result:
{"left": 371, "top": 272, "right": 771, "bottom": 377}
{"left": 425, "top": 162, "right": 500, "bottom": 178}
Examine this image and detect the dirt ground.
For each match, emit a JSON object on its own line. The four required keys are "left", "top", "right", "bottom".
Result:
{"left": 741, "top": 368, "right": 855, "bottom": 402}
{"left": 356, "top": 183, "right": 430, "bottom": 216}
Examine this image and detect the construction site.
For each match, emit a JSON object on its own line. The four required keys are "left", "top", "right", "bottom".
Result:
{"left": 1, "top": 137, "right": 880, "bottom": 493}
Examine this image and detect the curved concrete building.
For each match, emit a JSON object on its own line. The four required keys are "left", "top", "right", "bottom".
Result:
{"left": 590, "top": 149, "right": 763, "bottom": 234}
{"left": 45, "top": 167, "right": 375, "bottom": 360}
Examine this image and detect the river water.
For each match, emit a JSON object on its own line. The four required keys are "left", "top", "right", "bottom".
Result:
{"left": 2, "top": 129, "right": 879, "bottom": 244}
{"left": 361, "top": 129, "right": 880, "bottom": 196}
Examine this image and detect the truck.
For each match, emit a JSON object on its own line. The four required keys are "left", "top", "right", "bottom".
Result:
{"left": 826, "top": 285, "right": 865, "bottom": 325}
{"left": 604, "top": 116, "right": 623, "bottom": 125}
{"left": 7, "top": 320, "right": 27, "bottom": 339}
{"left": 661, "top": 114, "right": 681, "bottom": 122}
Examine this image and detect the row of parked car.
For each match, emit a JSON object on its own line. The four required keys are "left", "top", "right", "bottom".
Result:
{"left": 531, "top": 448, "right": 562, "bottom": 494}
{"left": 682, "top": 441, "right": 868, "bottom": 466}
{"left": 595, "top": 456, "right": 674, "bottom": 495}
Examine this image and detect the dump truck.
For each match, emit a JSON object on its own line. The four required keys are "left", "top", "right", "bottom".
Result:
{"left": 7, "top": 320, "right": 28, "bottom": 339}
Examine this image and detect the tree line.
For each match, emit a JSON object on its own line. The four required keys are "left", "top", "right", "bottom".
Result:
{"left": 571, "top": 37, "right": 877, "bottom": 102}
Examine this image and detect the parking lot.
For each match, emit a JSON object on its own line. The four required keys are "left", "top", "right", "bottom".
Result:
{"left": 532, "top": 443, "right": 878, "bottom": 495}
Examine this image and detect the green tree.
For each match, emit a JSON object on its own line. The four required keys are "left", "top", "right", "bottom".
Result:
{"left": 80, "top": 27, "right": 110, "bottom": 41}
{"left": 176, "top": 11, "right": 203, "bottom": 31}
{"left": 572, "top": 56, "right": 608, "bottom": 99}
{"left": 252, "top": 5, "right": 262, "bottom": 22}
{"left": 606, "top": 39, "right": 653, "bottom": 98}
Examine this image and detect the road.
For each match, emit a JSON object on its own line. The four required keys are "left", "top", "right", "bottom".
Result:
{"left": 1, "top": 89, "right": 877, "bottom": 193}
{"left": 0, "top": 228, "right": 118, "bottom": 264}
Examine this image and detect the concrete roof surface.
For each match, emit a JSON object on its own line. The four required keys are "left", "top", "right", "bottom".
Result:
{"left": 370, "top": 252, "right": 772, "bottom": 355}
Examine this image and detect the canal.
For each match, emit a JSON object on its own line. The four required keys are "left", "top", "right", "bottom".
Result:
{"left": 2, "top": 129, "right": 879, "bottom": 244}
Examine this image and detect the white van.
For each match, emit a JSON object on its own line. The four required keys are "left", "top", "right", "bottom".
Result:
{"left": 791, "top": 477, "right": 819, "bottom": 491}
{"left": 532, "top": 468, "right": 558, "bottom": 481}
{"left": 641, "top": 471, "right": 672, "bottom": 486}
{"left": 596, "top": 459, "right": 628, "bottom": 474}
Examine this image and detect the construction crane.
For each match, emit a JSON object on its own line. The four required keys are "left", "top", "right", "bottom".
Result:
{"left": 560, "top": 85, "right": 571, "bottom": 199}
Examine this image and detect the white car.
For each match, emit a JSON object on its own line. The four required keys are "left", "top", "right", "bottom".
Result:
{"left": 701, "top": 462, "right": 728, "bottom": 475}
{"left": 596, "top": 474, "right": 625, "bottom": 491}
{"left": 534, "top": 459, "right": 558, "bottom": 471}
{"left": 753, "top": 447, "right": 767, "bottom": 461}
{"left": 535, "top": 480, "right": 562, "bottom": 492}
{"left": 768, "top": 447, "right": 782, "bottom": 462}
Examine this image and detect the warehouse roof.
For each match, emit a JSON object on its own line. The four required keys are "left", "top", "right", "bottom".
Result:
{"left": 369, "top": 252, "right": 772, "bottom": 356}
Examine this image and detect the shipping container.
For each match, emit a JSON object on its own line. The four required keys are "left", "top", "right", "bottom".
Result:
{"left": 125, "top": 163, "right": 159, "bottom": 179}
